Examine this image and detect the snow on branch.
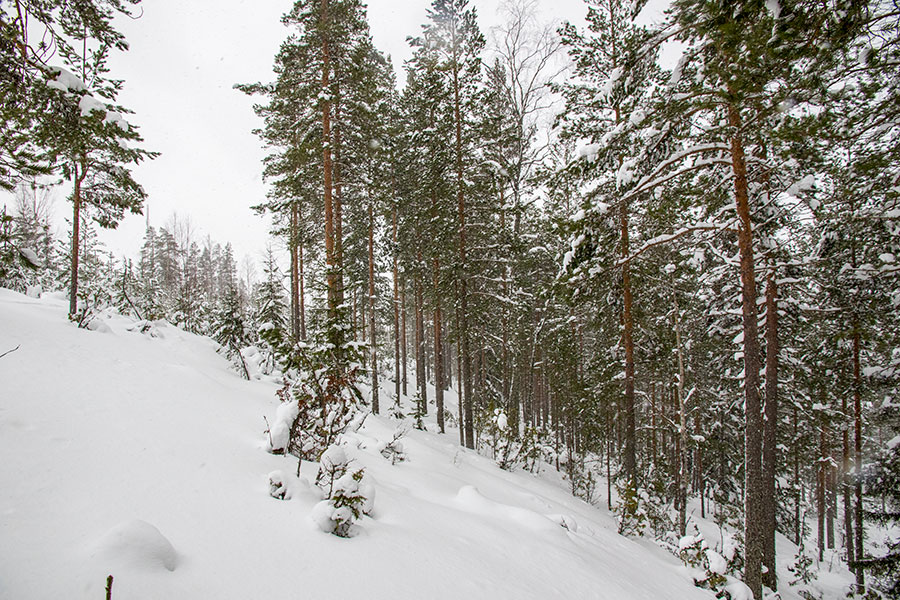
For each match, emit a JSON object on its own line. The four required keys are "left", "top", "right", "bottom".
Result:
{"left": 615, "top": 223, "right": 727, "bottom": 268}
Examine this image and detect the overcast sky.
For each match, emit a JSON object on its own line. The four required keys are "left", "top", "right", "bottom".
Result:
{"left": 7, "top": 0, "right": 668, "bottom": 272}
{"left": 101, "top": 0, "right": 597, "bottom": 269}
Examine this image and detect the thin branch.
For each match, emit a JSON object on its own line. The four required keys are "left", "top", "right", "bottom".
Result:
{"left": 0, "top": 345, "right": 21, "bottom": 360}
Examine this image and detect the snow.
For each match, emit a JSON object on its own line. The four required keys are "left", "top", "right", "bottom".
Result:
{"left": 91, "top": 519, "right": 178, "bottom": 572}
{"left": 79, "top": 94, "right": 107, "bottom": 117}
{"left": 601, "top": 66, "right": 623, "bottom": 98}
{"left": 0, "top": 288, "right": 715, "bottom": 599}
{"left": 577, "top": 143, "right": 601, "bottom": 163}
{"left": 46, "top": 67, "right": 87, "bottom": 93}
{"left": 104, "top": 110, "right": 130, "bottom": 131}
{"left": 18, "top": 247, "right": 40, "bottom": 267}
{"left": 706, "top": 549, "right": 727, "bottom": 575}
{"left": 495, "top": 411, "right": 508, "bottom": 431}
{"left": 269, "top": 399, "right": 299, "bottom": 452}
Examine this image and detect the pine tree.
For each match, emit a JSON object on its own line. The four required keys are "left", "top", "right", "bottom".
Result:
{"left": 37, "top": 40, "right": 155, "bottom": 317}
{"left": 214, "top": 283, "right": 250, "bottom": 379}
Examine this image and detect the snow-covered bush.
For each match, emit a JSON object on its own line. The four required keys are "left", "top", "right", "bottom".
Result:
{"left": 267, "top": 470, "right": 291, "bottom": 500}
{"left": 387, "top": 402, "right": 405, "bottom": 420}
{"left": 477, "top": 407, "right": 512, "bottom": 467}
{"left": 616, "top": 481, "right": 647, "bottom": 537}
{"left": 475, "top": 407, "right": 550, "bottom": 473}
{"left": 678, "top": 532, "right": 728, "bottom": 592}
{"left": 312, "top": 445, "right": 373, "bottom": 538}
{"left": 568, "top": 460, "right": 597, "bottom": 505}
{"left": 380, "top": 425, "right": 409, "bottom": 465}
{"left": 411, "top": 393, "right": 426, "bottom": 430}
{"left": 266, "top": 387, "right": 300, "bottom": 455}
{"left": 261, "top": 325, "right": 366, "bottom": 461}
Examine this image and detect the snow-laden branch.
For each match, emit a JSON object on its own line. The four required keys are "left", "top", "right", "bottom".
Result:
{"left": 615, "top": 223, "right": 727, "bottom": 268}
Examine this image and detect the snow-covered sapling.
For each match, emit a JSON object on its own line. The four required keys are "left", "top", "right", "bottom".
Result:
{"left": 266, "top": 396, "right": 300, "bottom": 455}
{"left": 380, "top": 425, "right": 409, "bottom": 465}
{"left": 268, "top": 470, "right": 291, "bottom": 500}
{"left": 615, "top": 481, "right": 648, "bottom": 538}
{"left": 312, "top": 445, "right": 373, "bottom": 538}
{"left": 678, "top": 531, "right": 728, "bottom": 593}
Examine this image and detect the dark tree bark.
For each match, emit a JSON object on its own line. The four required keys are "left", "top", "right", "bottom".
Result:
{"left": 320, "top": 0, "right": 336, "bottom": 317}
{"left": 818, "top": 422, "right": 827, "bottom": 562}
{"left": 68, "top": 161, "right": 84, "bottom": 316}
{"left": 853, "top": 328, "right": 865, "bottom": 593}
{"left": 415, "top": 271, "right": 427, "bottom": 414}
{"left": 401, "top": 279, "right": 408, "bottom": 397}
{"left": 433, "top": 257, "right": 444, "bottom": 433}
{"left": 369, "top": 201, "right": 379, "bottom": 413}
{"left": 729, "top": 102, "right": 764, "bottom": 600}
{"left": 762, "top": 271, "right": 779, "bottom": 590}
{"left": 290, "top": 202, "right": 300, "bottom": 339}
{"left": 393, "top": 207, "right": 400, "bottom": 405}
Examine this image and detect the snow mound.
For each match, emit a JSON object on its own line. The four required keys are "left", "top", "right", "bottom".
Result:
{"left": 92, "top": 520, "right": 178, "bottom": 572}
{"left": 455, "top": 486, "right": 559, "bottom": 533}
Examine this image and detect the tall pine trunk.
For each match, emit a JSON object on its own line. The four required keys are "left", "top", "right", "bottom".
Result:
{"left": 433, "top": 258, "right": 444, "bottom": 433}
{"left": 415, "top": 271, "right": 427, "bottom": 414}
{"left": 452, "top": 30, "right": 474, "bottom": 450}
{"left": 401, "top": 280, "right": 408, "bottom": 397}
{"left": 762, "top": 270, "right": 778, "bottom": 590}
{"left": 290, "top": 202, "right": 299, "bottom": 339}
{"left": 369, "top": 201, "right": 379, "bottom": 413}
{"left": 320, "top": 0, "right": 336, "bottom": 318}
{"left": 853, "top": 328, "right": 865, "bottom": 593}
{"left": 729, "top": 102, "right": 764, "bottom": 600}
{"left": 393, "top": 207, "right": 401, "bottom": 404}
{"left": 68, "top": 161, "right": 84, "bottom": 316}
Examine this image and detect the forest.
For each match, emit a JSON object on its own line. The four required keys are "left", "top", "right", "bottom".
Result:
{"left": 1, "top": 0, "right": 899, "bottom": 598}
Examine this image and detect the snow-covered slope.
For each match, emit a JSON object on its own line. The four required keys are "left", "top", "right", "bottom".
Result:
{"left": 0, "top": 289, "right": 712, "bottom": 599}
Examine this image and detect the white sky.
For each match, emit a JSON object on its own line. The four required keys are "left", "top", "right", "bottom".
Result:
{"left": 100, "top": 0, "right": 593, "bottom": 269}
{"left": 5, "top": 0, "right": 670, "bottom": 272}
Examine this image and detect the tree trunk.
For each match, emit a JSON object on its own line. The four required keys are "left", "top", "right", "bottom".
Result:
{"left": 729, "top": 102, "right": 764, "bottom": 600}
{"left": 333, "top": 95, "right": 344, "bottom": 307}
{"left": 401, "top": 279, "right": 408, "bottom": 397}
{"left": 794, "top": 406, "right": 801, "bottom": 546}
{"left": 827, "top": 464, "right": 835, "bottom": 550}
{"left": 320, "top": 0, "right": 336, "bottom": 318}
{"left": 433, "top": 257, "right": 444, "bottom": 433}
{"left": 451, "top": 23, "right": 474, "bottom": 450}
{"left": 290, "top": 202, "right": 300, "bottom": 339}
{"left": 299, "top": 231, "right": 306, "bottom": 341}
{"left": 368, "top": 201, "right": 379, "bottom": 414}
{"left": 456, "top": 291, "right": 464, "bottom": 445}
{"left": 818, "top": 422, "right": 826, "bottom": 562}
{"left": 762, "top": 270, "right": 778, "bottom": 590}
{"left": 853, "top": 328, "right": 865, "bottom": 593}
{"left": 621, "top": 199, "right": 636, "bottom": 486}
{"left": 673, "top": 282, "right": 688, "bottom": 538}
{"left": 393, "top": 207, "right": 400, "bottom": 405}
{"left": 68, "top": 162, "right": 83, "bottom": 316}
{"left": 415, "top": 271, "right": 427, "bottom": 414}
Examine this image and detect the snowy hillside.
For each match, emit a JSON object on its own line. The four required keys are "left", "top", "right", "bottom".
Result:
{"left": 0, "top": 290, "right": 754, "bottom": 598}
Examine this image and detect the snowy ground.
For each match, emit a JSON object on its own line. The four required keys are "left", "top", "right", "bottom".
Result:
{"left": 0, "top": 289, "right": 851, "bottom": 599}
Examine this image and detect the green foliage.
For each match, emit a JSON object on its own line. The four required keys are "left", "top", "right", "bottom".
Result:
{"left": 315, "top": 445, "right": 371, "bottom": 538}
{"left": 678, "top": 532, "right": 729, "bottom": 593}
{"left": 616, "top": 480, "right": 646, "bottom": 538}
{"left": 213, "top": 284, "right": 249, "bottom": 377}
{"left": 0, "top": 206, "right": 38, "bottom": 291}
